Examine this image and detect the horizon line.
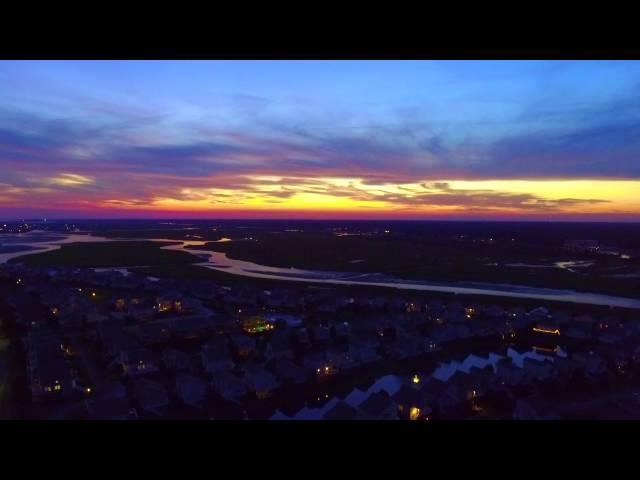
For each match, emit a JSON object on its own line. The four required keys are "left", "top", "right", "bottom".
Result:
{"left": 3, "top": 217, "right": 640, "bottom": 224}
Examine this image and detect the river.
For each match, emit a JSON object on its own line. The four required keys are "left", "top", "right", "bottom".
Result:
{"left": 2, "top": 231, "right": 640, "bottom": 309}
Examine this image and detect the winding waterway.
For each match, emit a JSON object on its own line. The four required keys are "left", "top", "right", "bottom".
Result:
{"left": 2, "top": 231, "right": 640, "bottom": 309}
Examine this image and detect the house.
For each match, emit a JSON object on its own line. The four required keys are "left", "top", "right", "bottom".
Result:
{"left": 57, "top": 310, "right": 85, "bottom": 329}
{"left": 527, "top": 306, "right": 550, "bottom": 321}
{"left": 507, "top": 306, "right": 526, "bottom": 320}
{"left": 138, "top": 321, "right": 172, "bottom": 345}
{"left": 468, "top": 365, "right": 502, "bottom": 393}
{"left": 244, "top": 367, "right": 279, "bottom": 399}
{"left": 522, "top": 358, "right": 557, "bottom": 382}
{"left": 376, "top": 321, "right": 397, "bottom": 341}
{"left": 264, "top": 312, "right": 303, "bottom": 328}
{"left": 446, "top": 306, "right": 467, "bottom": 324}
{"left": 241, "top": 316, "right": 275, "bottom": 334}
{"left": 430, "top": 325, "right": 458, "bottom": 343}
{"left": 85, "top": 397, "right": 137, "bottom": 420}
{"left": 495, "top": 359, "right": 528, "bottom": 386}
{"left": 322, "top": 401, "right": 362, "bottom": 420}
{"left": 484, "top": 305, "right": 505, "bottom": 319}
{"left": 350, "top": 331, "right": 379, "bottom": 350}
{"left": 574, "top": 313, "right": 595, "bottom": 324}
{"left": 596, "top": 344, "right": 630, "bottom": 375}
{"left": 85, "top": 312, "right": 109, "bottom": 325}
{"left": 293, "top": 328, "right": 311, "bottom": 349}
{"left": 451, "top": 370, "right": 487, "bottom": 401}
{"left": 552, "top": 310, "right": 572, "bottom": 325}
{"left": 155, "top": 292, "right": 185, "bottom": 314}
{"left": 265, "top": 331, "right": 293, "bottom": 360}
{"left": 129, "top": 303, "right": 155, "bottom": 322}
{"left": 385, "top": 335, "right": 425, "bottom": 360}
{"left": 513, "top": 313, "right": 536, "bottom": 329}
{"left": 388, "top": 296, "right": 407, "bottom": 312}
{"left": 348, "top": 342, "right": 380, "bottom": 366}
{"left": 224, "top": 287, "right": 259, "bottom": 309}
{"left": 304, "top": 352, "right": 339, "bottom": 382}
{"left": 427, "top": 300, "right": 446, "bottom": 316}
{"left": 133, "top": 379, "right": 169, "bottom": 417}
{"left": 625, "top": 321, "right": 640, "bottom": 338}
{"left": 358, "top": 391, "right": 397, "bottom": 420}
{"left": 211, "top": 371, "right": 247, "bottom": 401}
{"left": 405, "top": 298, "right": 425, "bottom": 313}
{"left": 31, "top": 356, "right": 75, "bottom": 402}
{"left": 497, "top": 323, "right": 517, "bottom": 343}
{"left": 268, "top": 357, "right": 307, "bottom": 385}
{"left": 172, "top": 315, "right": 213, "bottom": 340}
{"left": 572, "top": 352, "right": 608, "bottom": 378}
{"left": 595, "top": 323, "right": 627, "bottom": 345}
{"left": 325, "top": 347, "right": 359, "bottom": 371}
{"left": 97, "top": 325, "right": 140, "bottom": 362}
{"left": 564, "top": 321, "right": 593, "bottom": 340}
{"left": 331, "top": 321, "right": 351, "bottom": 342}
{"left": 423, "top": 337, "right": 439, "bottom": 353}
{"left": 162, "top": 348, "right": 194, "bottom": 373}
{"left": 513, "top": 397, "right": 560, "bottom": 420}
{"left": 552, "top": 356, "right": 580, "bottom": 378}
{"left": 229, "top": 333, "right": 257, "bottom": 359}
{"left": 532, "top": 322, "right": 562, "bottom": 337}
{"left": 392, "top": 385, "right": 432, "bottom": 420}
{"left": 371, "top": 295, "right": 390, "bottom": 311}
{"left": 111, "top": 347, "right": 159, "bottom": 377}
{"left": 310, "top": 325, "right": 331, "bottom": 346}
{"left": 452, "top": 324, "right": 473, "bottom": 339}
{"left": 201, "top": 338, "right": 234, "bottom": 374}
{"left": 174, "top": 372, "right": 209, "bottom": 409}
{"left": 469, "top": 319, "right": 495, "bottom": 338}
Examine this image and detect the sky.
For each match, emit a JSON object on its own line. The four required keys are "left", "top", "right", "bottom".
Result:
{"left": 1, "top": 60, "right": 639, "bottom": 221}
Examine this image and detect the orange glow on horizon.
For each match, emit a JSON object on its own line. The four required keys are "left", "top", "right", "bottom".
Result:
{"left": 2, "top": 176, "right": 639, "bottom": 220}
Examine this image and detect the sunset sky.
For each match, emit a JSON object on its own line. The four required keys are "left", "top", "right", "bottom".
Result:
{"left": 1, "top": 60, "right": 639, "bottom": 221}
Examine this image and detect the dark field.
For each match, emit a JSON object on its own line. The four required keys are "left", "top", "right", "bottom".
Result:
{"left": 8, "top": 241, "right": 201, "bottom": 268}
{"left": 4, "top": 219, "right": 640, "bottom": 296}
{"left": 195, "top": 231, "right": 640, "bottom": 297}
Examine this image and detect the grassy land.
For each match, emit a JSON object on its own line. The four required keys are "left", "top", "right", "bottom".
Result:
{"left": 129, "top": 264, "right": 637, "bottom": 318}
{"left": 131, "top": 264, "right": 312, "bottom": 289}
{"left": 198, "top": 233, "right": 640, "bottom": 297}
{"left": 8, "top": 241, "right": 202, "bottom": 268}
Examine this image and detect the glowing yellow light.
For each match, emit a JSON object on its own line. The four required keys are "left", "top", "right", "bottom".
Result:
{"left": 532, "top": 327, "right": 561, "bottom": 335}
{"left": 91, "top": 292, "right": 96, "bottom": 297}
{"left": 412, "top": 374, "right": 420, "bottom": 384}
{"left": 533, "top": 346, "right": 555, "bottom": 353}
{"left": 409, "top": 407, "right": 421, "bottom": 420}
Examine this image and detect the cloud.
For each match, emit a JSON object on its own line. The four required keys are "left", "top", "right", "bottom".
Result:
{"left": 0, "top": 79, "right": 638, "bottom": 218}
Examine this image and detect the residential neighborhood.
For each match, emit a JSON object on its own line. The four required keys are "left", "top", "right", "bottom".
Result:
{"left": 1, "top": 260, "right": 640, "bottom": 420}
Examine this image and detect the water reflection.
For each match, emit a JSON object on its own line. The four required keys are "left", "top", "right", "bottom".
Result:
{"left": 3, "top": 232, "right": 640, "bottom": 310}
